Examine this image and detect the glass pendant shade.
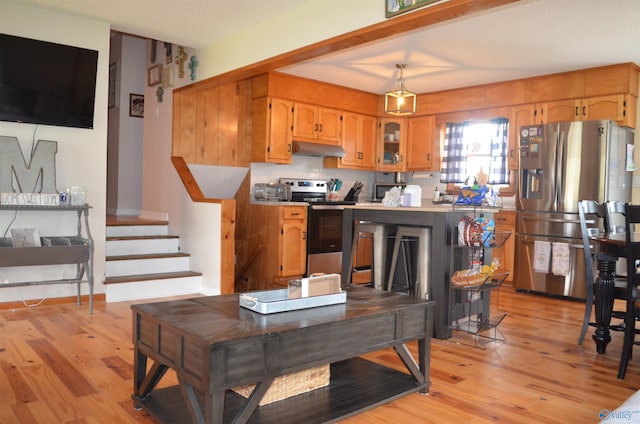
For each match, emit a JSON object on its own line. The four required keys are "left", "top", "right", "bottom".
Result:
{"left": 385, "top": 64, "right": 416, "bottom": 116}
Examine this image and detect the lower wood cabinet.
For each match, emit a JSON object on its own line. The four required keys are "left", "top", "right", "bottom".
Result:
{"left": 493, "top": 210, "right": 516, "bottom": 284}
{"left": 244, "top": 204, "right": 307, "bottom": 289}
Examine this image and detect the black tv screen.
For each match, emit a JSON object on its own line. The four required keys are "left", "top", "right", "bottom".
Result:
{"left": 0, "top": 34, "right": 98, "bottom": 129}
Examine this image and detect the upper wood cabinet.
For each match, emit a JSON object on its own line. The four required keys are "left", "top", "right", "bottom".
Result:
{"left": 377, "top": 118, "right": 407, "bottom": 172}
{"left": 531, "top": 94, "right": 635, "bottom": 127}
{"left": 172, "top": 82, "right": 242, "bottom": 166}
{"left": 509, "top": 104, "right": 536, "bottom": 170}
{"left": 292, "top": 103, "right": 342, "bottom": 145}
{"left": 406, "top": 115, "right": 435, "bottom": 171}
{"left": 251, "top": 97, "right": 293, "bottom": 164}
{"left": 324, "top": 112, "right": 376, "bottom": 170}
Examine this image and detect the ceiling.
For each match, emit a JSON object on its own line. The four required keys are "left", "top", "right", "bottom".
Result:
{"left": 17, "top": 0, "right": 640, "bottom": 95}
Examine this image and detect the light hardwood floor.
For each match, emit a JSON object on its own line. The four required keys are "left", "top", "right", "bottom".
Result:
{"left": 0, "top": 286, "right": 638, "bottom": 423}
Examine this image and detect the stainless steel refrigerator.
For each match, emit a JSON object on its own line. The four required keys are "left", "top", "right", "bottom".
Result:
{"left": 515, "top": 120, "right": 634, "bottom": 299}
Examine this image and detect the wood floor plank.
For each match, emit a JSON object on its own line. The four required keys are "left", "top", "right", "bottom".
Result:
{"left": 26, "top": 338, "right": 97, "bottom": 397}
{"left": 0, "top": 286, "right": 639, "bottom": 423}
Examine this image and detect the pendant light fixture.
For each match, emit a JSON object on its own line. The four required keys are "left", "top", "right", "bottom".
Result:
{"left": 384, "top": 63, "right": 416, "bottom": 116}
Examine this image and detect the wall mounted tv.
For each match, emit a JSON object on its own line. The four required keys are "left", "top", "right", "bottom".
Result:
{"left": 0, "top": 33, "right": 99, "bottom": 129}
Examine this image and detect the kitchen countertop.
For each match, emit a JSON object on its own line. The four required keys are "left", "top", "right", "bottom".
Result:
{"left": 351, "top": 202, "right": 516, "bottom": 212}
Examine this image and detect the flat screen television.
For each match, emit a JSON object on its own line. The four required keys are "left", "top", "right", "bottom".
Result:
{"left": 0, "top": 33, "right": 99, "bottom": 129}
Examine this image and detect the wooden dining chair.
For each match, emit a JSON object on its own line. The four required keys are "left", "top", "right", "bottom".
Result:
{"left": 577, "top": 200, "right": 627, "bottom": 345}
{"left": 617, "top": 203, "right": 640, "bottom": 379}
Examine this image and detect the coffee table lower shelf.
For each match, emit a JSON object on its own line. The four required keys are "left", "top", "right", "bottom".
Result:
{"left": 133, "top": 357, "right": 428, "bottom": 424}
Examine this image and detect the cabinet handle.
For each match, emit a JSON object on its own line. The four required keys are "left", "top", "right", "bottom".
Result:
{"left": 510, "top": 149, "right": 515, "bottom": 158}
{"left": 288, "top": 143, "right": 292, "bottom": 152}
{"left": 314, "top": 123, "right": 318, "bottom": 133}
{"left": 302, "top": 231, "right": 307, "bottom": 240}
{"left": 582, "top": 106, "right": 587, "bottom": 116}
{"left": 319, "top": 124, "right": 323, "bottom": 133}
{"left": 427, "top": 153, "right": 431, "bottom": 161}
{"left": 291, "top": 212, "right": 300, "bottom": 216}
{"left": 575, "top": 106, "right": 579, "bottom": 117}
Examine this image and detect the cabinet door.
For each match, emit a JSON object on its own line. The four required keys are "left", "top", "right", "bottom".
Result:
{"left": 358, "top": 115, "right": 377, "bottom": 170}
{"left": 543, "top": 99, "right": 581, "bottom": 123}
{"left": 582, "top": 94, "right": 629, "bottom": 124}
{"left": 377, "top": 118, "right": 406, "bottom": 172}
{"left": 493, "top": 211, "right": 516, "bottom": 284}
{"left": 292, "top": 102, "right": 318, "bottom": 140}
{"left": 406, "top": 115, "right": 434, "bottom": 171}
{"left": 339, "top": 112, "right": 360, "bottom": 167}
{"left": 317, "top": 107, "right": 342, "bottom": 144}
{"left": 509, "top": 104, "right": 535, "bottom": 170}
{"left": 280, "top": 206, "right": 307, "bottom": 278}
{"left": 268, "top": 98, "right": 294, "bottom": 163}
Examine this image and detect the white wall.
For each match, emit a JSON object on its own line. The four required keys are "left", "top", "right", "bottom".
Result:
{"left": 0, "top": 1, "right": 110, "bottom": 303}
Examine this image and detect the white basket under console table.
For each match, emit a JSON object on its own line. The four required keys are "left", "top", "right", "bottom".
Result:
{"left": 0, "top": 204, "right": 94, "bottom": 313}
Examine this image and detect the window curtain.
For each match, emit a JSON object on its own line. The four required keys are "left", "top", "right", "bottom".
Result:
{"left": 488, "top": 117, "right": 509, "bottom": 185}
{"left": 440, "top": 122, "right": 467, "bottom": 183}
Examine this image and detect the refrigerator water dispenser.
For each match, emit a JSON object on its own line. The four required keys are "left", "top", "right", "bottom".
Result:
{"left": 521, "top": 169, "right": 543, "bottom": 199}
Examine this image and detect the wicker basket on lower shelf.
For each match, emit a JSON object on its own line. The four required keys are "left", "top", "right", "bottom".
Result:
{"left": 232, "top": 364, "right": 330, "bottom": 406}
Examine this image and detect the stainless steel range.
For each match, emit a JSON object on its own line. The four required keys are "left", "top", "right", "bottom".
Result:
{"left": 279, "top": 178, "right": 355, "bottom": 276}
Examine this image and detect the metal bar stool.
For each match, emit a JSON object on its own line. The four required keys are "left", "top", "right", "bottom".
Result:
{"left": 387, "top": 226, "right": 431, "bottom": 299}
{"left": 350, "top": 221, "right": 392, "bottom": 290}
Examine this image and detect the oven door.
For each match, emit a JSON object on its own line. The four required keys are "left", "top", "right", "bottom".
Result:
{"left": 307, "top": 205, "right": 344, "bottom": 275}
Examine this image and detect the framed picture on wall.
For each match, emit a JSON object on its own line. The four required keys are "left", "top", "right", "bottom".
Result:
{"left": 386, "top": 0, "right": 442, "bottom": 18}
{"left": 147, "top": 64, "right": 162, "bottom": 86}
{"left": 129, "top": 93, "right": 144, "bottom": 118}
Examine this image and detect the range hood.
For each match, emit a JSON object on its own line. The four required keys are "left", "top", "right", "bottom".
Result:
{"left": 292, "top": 141, "right": 346, "bottom": 158}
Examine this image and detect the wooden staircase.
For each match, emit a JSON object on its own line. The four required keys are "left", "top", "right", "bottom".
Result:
{"left": 104, "top": 215, "right": 202, "bottom": 302}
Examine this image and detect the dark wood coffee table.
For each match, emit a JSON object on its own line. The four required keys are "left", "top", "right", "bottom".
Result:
{"left": 131, "top": 285, "right": 434, "bottom": 424}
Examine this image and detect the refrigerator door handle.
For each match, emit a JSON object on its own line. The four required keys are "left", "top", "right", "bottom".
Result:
{"left": 556, "top": 129, "right": 566, "bottom": 210}
{"left": 521, "top": 215, "right": 581, "bottom": 225}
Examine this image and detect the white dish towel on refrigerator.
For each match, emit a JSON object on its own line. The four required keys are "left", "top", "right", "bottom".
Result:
{"left": 533, "top": 240, "right": 551, "bottom": 273}
{"left": 551, "top": 242, "right": 570, "bottom": 276}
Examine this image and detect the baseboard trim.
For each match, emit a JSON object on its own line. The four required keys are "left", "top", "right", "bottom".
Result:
{"left": 0, "top": 293, "right": 105, "bottom": 310}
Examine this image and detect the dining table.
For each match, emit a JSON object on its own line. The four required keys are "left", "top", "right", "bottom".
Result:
{"left": 590, "top": 232, "right": 629, "bottom": 354}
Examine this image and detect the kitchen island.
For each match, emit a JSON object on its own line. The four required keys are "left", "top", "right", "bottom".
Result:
{"left": 342, "top": 203, "right": 500, "bottom": 340}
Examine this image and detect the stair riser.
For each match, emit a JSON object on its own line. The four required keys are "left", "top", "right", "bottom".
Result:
{"left": 105, "top": 276, "right": 202, "bottom": 303}
{"left": 106, "top": 225, "right": 169, "bottom": 237}
{"left": 106, "top": 257, "right": 191, "bottom": 277}
{"left": 106, "top": 239, "right": 180, "bottom": 256}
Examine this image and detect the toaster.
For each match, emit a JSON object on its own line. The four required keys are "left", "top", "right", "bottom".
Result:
{"left": 254, "top": 183, "right": 291, "bottom": 201}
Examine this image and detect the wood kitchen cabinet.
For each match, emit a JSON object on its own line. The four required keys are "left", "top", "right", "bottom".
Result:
{"left": 531, "top": 94, "right": 635, "bottom": 127}
{"left": 292, "top": 102, "right": 342, "bottom": 145}
{"left": 324, "top": 112, "right": 376, "bottom": 170}
{"left": 509, "top": 104, "right": 536, "bottom": 169}
{"left": 251, "top": 97, "right": 294, "bottom": 164}
{"left": 244, "top": 204, "right": 307, "bottom": 289}
{"left": 172, "top": 82, "right": 242, "bottom": 166}
{"left": 406, "top": 115, "right": 435, "bottom": 171}
{"left": 493, "top": 210, "right": 516, "bottom": 284}
{"left": 377, "top": 118, "right": 407, "bottom": 172}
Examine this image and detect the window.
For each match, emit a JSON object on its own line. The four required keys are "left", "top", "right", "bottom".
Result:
{"left": 440, "top": 117, "right": 509, "bottom": 185}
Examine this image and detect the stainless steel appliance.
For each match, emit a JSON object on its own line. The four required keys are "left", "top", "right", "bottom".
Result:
{"left": 515, "top": 120, "right": 634, "bottom": 299}
{"left": 279, "top": 178, "right": 356, "bottom": 276}
{"left": 373, "top": 182, "right": 402, "bottom": 202}
{"left": 254, "top": 182, "right": 291, "bottom": 201}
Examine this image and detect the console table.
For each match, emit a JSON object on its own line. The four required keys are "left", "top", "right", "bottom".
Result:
{"left": 131, "top": 285, "right": 434, "bottom": 424}
{"left": 0, "top": 204, "right": 94, "bottom": 313}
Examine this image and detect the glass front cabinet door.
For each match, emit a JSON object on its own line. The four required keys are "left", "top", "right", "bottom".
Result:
{"left": 377, "top": 118, "right": 407, "bottom": 172}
